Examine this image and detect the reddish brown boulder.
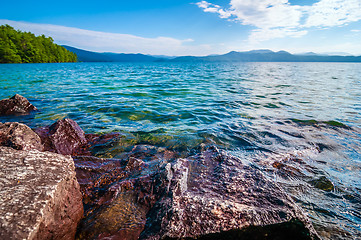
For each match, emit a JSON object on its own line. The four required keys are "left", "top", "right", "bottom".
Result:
{"left": 0, "top": 146, "right": 83, "bottom": 240}
{"left": 35, "top": 118, "right": 87, "bottom": 155}
{"left": 74, "top": 145, "right": 178, "bottom": 240}
{"left": 140, "top": 147, "right": 318, "bottom": 240}
{"left": 0, "top": 122, "right": 43, "bottom": 151}
{"left": 74, "top": 146, "right": 318, "bottom": 240}
{"left": 0, "top": 94, "right": 37, "bottom": 116}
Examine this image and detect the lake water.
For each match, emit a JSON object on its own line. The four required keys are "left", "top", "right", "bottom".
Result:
{"left": 1, "top": 62, "right": 360, "bottom": 239}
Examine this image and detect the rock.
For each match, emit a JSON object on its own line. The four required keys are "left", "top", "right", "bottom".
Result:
{"left": 0, "top": 122, "right": 43, "bottom": 151}
{"left": 140, "top": 147, "right": 318, "bottom": 240}
{"left": 0, "top": 146, "right": 83, "bottom": 240}
{"left": 309, "top": 176, "right": 334, "bottom": 192}
{"left": 0, "top": 94, "right": 37, "bottom": 116}
{"left": 74, "top": 146, "right": 318, "bottom": 240}
{"left": 74, "top": 145, "right": 177, "bottom": 240}
{"left": 35, "top": 118, "right": 87, "bottom": 155}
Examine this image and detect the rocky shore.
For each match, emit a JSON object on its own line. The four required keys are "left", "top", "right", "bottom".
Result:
{"left": 0, "top": 95, "right": 320, "bottom": 240}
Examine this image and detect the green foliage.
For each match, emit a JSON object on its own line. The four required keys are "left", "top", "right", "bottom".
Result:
{"left": 0, "top": 25, "right": 77, "bottom": 63}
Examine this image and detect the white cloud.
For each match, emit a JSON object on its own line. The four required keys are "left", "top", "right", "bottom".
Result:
{"left": 197, "top": 0, "right": 361, "bottom": 42}
{"left": 304, "top": 0, "right": 361, "bottom": 28}
{"left": 0, "top": 19, "right": 217, "bottom": 56}
{"left": 196, "top": 1, "right": 232, "bottom": 19}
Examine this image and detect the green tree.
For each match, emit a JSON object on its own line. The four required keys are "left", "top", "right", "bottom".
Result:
{"left": 0, "top": 24, "right": 77, "bottom": 63}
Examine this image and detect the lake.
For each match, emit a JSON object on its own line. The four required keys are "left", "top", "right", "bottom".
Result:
{"left": 1, "top": 62, "right": 360, "bottom": 239}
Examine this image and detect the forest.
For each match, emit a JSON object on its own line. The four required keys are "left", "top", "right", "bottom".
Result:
{"left": 0, "top": 25, "right": 77, "bottom": 63}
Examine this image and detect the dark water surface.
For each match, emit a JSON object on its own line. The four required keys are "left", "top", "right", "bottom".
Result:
{"left": 1, "top": 62, "right": 360, "bottom": 239}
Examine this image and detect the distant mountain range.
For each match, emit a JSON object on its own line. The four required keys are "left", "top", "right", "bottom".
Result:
{"left": 63, "top": 46, "right": 158, "bottom": 62}
{"left": 63, "top": 45, "right": 361, "bottom": 63}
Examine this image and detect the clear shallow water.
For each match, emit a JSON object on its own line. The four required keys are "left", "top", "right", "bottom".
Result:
{"left": 1, "top": 62, "right": 360, "bottom": 239}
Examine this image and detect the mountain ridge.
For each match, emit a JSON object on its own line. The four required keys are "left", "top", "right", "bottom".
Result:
{"left": 63, "top": 45, "right": 361, "bottom": 63}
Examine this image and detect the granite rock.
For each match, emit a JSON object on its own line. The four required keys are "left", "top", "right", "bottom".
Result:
{"left": 0, "top": 122, "right": 43, "bottom": 151}
{"left": 74, "top": 145, "right": 177, "bottom": 240}
{"left": 0, "top": 94, "right": 37, "bottom": 116}
{"left": 74, "top": 145, "right": 318, "bottom": 240}
{"left": 35, "top": 118, "right": 87, "bottom": 155}
{"left": 0, "top": 146, "right": 83, "bottom": 240}
{"left": 140, "top": 147, "right": 318, "bottom": 239}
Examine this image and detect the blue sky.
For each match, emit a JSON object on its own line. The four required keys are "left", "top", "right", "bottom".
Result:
{"left": 1, "top": 0, "right": 361, "bottom": 55}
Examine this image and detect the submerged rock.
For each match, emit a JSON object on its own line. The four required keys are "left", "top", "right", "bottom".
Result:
{"left": 0, "top": 122, "right": 43, "bottom": 151}
{"left": 309, "top": 176, "right": 334, "bottom": 192}
{"left": 0, "top": 146, "right": 83, "bottom": 240}
{"left": 35, "top": 118, "right": 87, "bottom": 155}
{"left": 75, "top": 146, "right": 318, "bottom": 240}
{"left": 0, "top": 94, "right": 37, "bottom": 116}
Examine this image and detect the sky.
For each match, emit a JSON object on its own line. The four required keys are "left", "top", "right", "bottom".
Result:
{"left": 1, "top": 0, "right": 361, "bottom": 56}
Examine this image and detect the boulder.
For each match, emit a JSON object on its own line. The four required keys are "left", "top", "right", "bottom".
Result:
{"left": 0, "top": 122, "right": 43, "bottom": 151}
{"left": 0, "top": 146, "right": 83, "bottom": 240}
{"left": 140, "top": 147, "right": 318, "bottom": 240}
{"left": 74, "top": 146, "right": 318, "bottom": 240}
{"left": 35, "top": 118, "right": 87, "bottom": 155}
{"left": 0, "top": 94, "right": 37, "bottom": 116}
{"left": 74, "top": 145, "right": 178, "bottom": 240}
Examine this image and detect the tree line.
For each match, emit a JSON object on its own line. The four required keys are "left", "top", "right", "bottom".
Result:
{"left": 0, "top": 25, "right": 77, "bottom": 63}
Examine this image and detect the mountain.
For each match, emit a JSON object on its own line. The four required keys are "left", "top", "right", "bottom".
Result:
{"left": 63, "top": 46, "right": 361, "bottom": 63}
{"left": 168, "top": 50, "right": 361, "bottom": 62}
{"left": 62, "top": 46, "right": 159, "bottom": 62}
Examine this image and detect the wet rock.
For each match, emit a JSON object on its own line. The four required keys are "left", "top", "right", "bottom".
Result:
{"left": 140, "top": 147, "right": 318, "bottom": 239}
{"left": 0, "top": 94, "right": 37, "bottom": 116}
{"left": 309, "top": 176, "right": 334, "bottom": 192}
{"left": 0, "top": 122, "right": 43, "bottom": 151}
{"left": 74, "top": 146, "right": 318, "bottom": 240}
{"left": 74, "top": 145, "right": 177, "bottom": 240}
{"left": 0, "top": 146, "right": 83, "bottom": 240}
{"left": 35, "top": 118, "right": 87, "bottom": 155}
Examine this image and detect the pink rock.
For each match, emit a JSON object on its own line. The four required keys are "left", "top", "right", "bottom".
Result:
{"left": 35, "top": 118, "right": 87, "bottom": 155}
{"left": 0, "top": 122, "right": 43, "bottom": 151}
{"left": 0, "top": 146, "right": 83, "bottom": 240}
{"left": 0, "top": 94, "right": 37, "bottom": 116}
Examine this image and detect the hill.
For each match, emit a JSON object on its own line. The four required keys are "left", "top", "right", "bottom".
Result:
{"left": 0, "top": 25, "right": 77, "bottom": 63}
{"left": 63, "top": 46, "right": 361, "bottom": 63}
{"left": 168, "top": 50, "right": 361, "bottom": 62}
{"left": 62, "top": 45, "right": 158, "bottom": 62}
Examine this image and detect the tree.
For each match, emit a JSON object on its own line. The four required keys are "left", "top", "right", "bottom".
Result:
{"left": 0, "top": 24, "right": 77, "bottom": 63}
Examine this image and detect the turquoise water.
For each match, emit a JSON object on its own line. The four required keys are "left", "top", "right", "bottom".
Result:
{"left": 1, "top": 62, "right": 360, "bottom": 238}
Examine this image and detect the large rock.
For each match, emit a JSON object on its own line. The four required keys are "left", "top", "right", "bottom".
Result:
{"left": 74, "top": 145, "right": 177, "bottom": 240}
{"left": 35, "top": 118, "right": 87, "bottom": 155}
{"left": 140, "top": 147, "right": 318, "bottom": 240}
{"left": 74, "top": 146, "right": 318, "bottom": 240}
{"left": 0, "top": 122, "right": 43, "bottom": 151}
{"left": 0, "top": 94, "right": 37, "bottom": 116}
{"left": 0, "top": 146, "right": 83, "bottom": 240}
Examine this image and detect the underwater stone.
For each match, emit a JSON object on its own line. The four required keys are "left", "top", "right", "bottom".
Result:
{"left": 0, "top": 146, "right": 83, "bottom": 240}
{"left": 0, "top": 122, "right": 43, "bottom": 151}
{"left": 309, "top": 176, "right": 334, "bottom": 192}
{"left": 0, "top": 94, "right": 37, "bottom": 116}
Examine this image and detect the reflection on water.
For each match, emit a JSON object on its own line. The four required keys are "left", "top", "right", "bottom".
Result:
{"left": 1, "top": 62, "right": 360, "bottom": 239}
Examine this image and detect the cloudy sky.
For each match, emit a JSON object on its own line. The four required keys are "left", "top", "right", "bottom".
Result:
{"left": 1, "top": 0, "right": 361, "bottom": 55}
